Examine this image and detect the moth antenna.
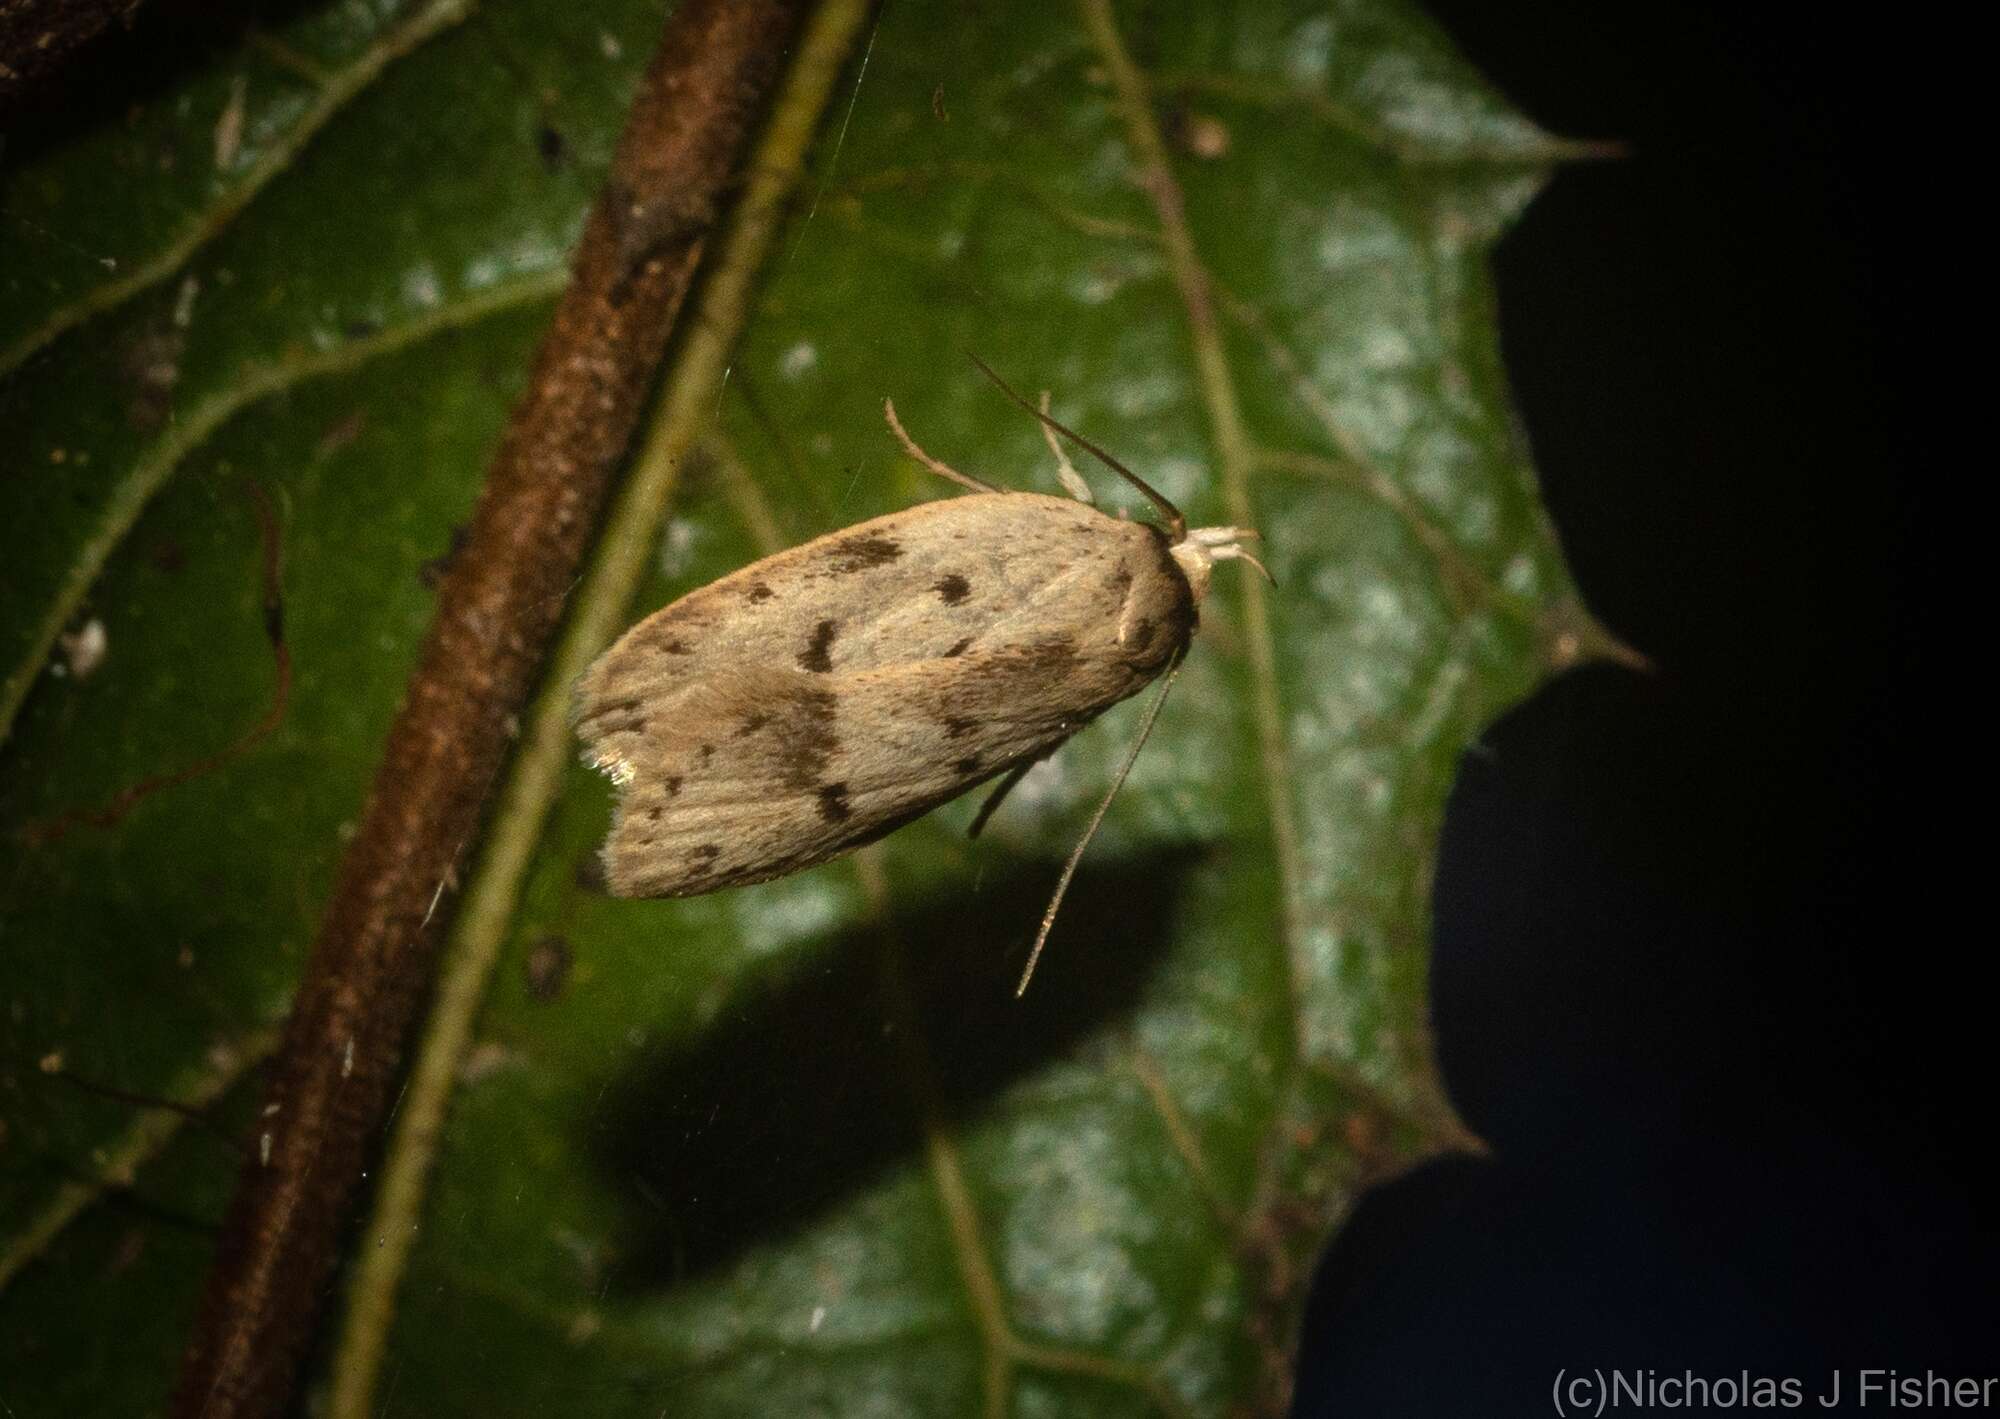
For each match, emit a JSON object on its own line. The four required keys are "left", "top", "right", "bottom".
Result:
{"left": 967, "top": 353, "right": 1187, "bottom": 541}
{"left": 969, "top": 758, "right": 1037, "bottom": 839}
{"left": 1038, "top": 390, "right": 1094, "bottom": 504}
{"left": 1016, "top": 655, "right": 1185, "bottom": 997}
{"left": 884, "top": 397, "right": 1001, "bottom": 494}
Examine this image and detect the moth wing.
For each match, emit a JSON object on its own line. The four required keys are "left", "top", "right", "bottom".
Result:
{"left": 573, "top": 494, "right": 1161, "bottom": 745}
{"left": 595, "top": 645, "right": 1145, "bottom": 898}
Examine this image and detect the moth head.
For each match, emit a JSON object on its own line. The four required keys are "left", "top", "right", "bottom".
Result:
{"left": 1171, "top": 525, "right": 1270, "bottom": 602}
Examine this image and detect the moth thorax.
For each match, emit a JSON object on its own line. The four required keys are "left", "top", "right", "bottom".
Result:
{"left": 1171, "top": 525, "right": 1264, "bottom": 602}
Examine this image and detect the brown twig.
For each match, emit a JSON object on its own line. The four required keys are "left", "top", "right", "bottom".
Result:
{"left": 168, "top": 3, "right": 808, "bottom": 1415}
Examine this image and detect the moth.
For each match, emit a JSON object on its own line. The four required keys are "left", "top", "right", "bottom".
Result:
{"left": 574, "top": 357, "right": 1266, "bottom": 992}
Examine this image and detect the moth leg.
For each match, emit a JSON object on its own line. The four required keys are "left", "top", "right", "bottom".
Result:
{"left": 967, "top": 757, "right": 1036, "bottom": 839}
{"left": 1016, "top": 654, "right": 1185, "bottom": 997}
{"left": 967, "top": 353, "right": 1186, "bottom": 539}
{"left": 1038, "top": 390, "right": 1094, "bottom": 504}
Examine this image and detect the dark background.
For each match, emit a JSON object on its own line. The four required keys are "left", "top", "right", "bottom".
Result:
{"left": 1291, "top": 3, "right": 1985, "bottom": 1413}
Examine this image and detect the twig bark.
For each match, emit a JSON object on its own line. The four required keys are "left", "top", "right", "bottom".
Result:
{"left": 168, "top": 2, "right": 809, "bottom": 1415}
{"left": 324, "top": 2, "right": 875, "bottom": 1410}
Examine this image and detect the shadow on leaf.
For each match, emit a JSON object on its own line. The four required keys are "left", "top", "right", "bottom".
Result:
{"left": 588, "top": 845, "right": 1204, "bottom": 1291}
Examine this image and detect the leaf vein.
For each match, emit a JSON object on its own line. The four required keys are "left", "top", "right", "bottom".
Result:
{"left": 0, "top": 0, "right": 478, "bottom": 380}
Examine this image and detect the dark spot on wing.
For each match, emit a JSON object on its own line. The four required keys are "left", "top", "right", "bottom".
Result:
{"left": 774, "top": 686, "right": 840, "bottom": 790}
{"left": 1030, "top": 635, "right": 1079, "bottom": 669}
{"left": 825, "top": 534, "right": 903, "bottom": 573}
{"left": 634, "top": 613, "right": 714, "bottom": 657}
{"left": 933, "top": 573, "right": 970, "bottom": 604}
{"left": 799, "top": 619, "right": 839, "bottom": 672}
{"left": 630, "top": 617, "right": 698, "bottom": 655}
{"left": 948, "top": 635, "right": 1107, "bottom": 721}
{"left": 664, "top": 775, "right": 682, "bottom": 796}
{"left": 944, "top": 716, "right": 977, "bottom": 739}
{"left": 737, "top": 713, "right": 768, "bottom": 737}
{"left": 633, "top": 630, "right": 693, "bottom": 657}
{"left": 959, "top": 635, "right": 1079, "bottom": 685}
{"left": 645, "top": 806, "right": 663, "bottom": 822}
{"left": 697, "top": 743, "right": 715, "bottom": 763}
{"left": 690, "top": 843, "right": 721, "bottom": 862}
{"left": 747, "top": 582, "right": 775, "bottom": 602}
{"left": 954, "top": 756, "right": 981, "bottom": 776}
{"left": 816, "top": 782, "right": 852, "bottom": 822}
{"left": 943, "top": 637, "right": 972, "bottom": 658}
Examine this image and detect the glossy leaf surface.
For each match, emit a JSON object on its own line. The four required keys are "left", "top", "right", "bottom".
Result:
{"left": 0, "top": 1, "right": 1594, "bottom": 1412}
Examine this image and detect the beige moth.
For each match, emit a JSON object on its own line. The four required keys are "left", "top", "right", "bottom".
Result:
{"left": 573, "top": 358, "right": 1266, "bottom": 992}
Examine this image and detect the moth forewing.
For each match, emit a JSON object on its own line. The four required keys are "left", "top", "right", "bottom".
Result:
{"left": 575, "top": 494, "right": 1166, "bottom": 731}
{"left": 575, "top": 495, "right": 1200, "bottom": 897}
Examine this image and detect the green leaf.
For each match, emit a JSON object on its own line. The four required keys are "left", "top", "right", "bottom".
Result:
{"left": 0, "top": 0, "right": 1603, "bottom": 1413}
